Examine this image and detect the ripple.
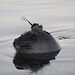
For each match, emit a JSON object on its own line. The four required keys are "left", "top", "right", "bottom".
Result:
{"left": 0, "top": 35, "right": 18, "bottom": 58}
{"left": 51, "top": 28, "right": 75, "bottom": 40}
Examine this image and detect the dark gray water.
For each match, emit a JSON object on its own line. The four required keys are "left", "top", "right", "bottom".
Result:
{"left": 0, "top": 0, "right": 75, "bottom": 75}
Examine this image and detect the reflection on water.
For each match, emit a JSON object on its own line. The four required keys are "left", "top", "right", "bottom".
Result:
{"left": 0, "top": 29, "right": 75, "bottom": 75}
{"left": 13, "top": 52, "right": 51, "bottom": 73}
{"left": 0, "top": 0, "right": 75, "bottom": 74}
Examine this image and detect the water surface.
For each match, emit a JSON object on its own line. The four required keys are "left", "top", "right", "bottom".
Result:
{"left": 0, "top": 0, "right": 75, "bottom": 75}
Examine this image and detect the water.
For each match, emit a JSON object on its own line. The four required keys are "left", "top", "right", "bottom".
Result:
{"left": 0, "top": 0, "right": 75, "bottom": 75}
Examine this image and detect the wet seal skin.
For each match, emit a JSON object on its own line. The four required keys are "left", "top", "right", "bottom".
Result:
{"left": 13, "top": 18, "right": 61, "bottom": 73}
{"left": 13, "top": 20, "right": 61, "bottom": 61}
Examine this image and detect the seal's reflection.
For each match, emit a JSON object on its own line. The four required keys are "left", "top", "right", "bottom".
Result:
{"left": 13, "top": 53, "right": 54, "bottom": 72}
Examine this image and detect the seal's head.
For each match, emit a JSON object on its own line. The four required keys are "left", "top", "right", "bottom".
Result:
{"left": 31, "top": 23, "right": 43, "bottom": 30}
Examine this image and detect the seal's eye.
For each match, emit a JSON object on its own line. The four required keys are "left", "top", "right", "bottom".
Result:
{"left": 39, "top": 25, "right": 42, "bottom": 28}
